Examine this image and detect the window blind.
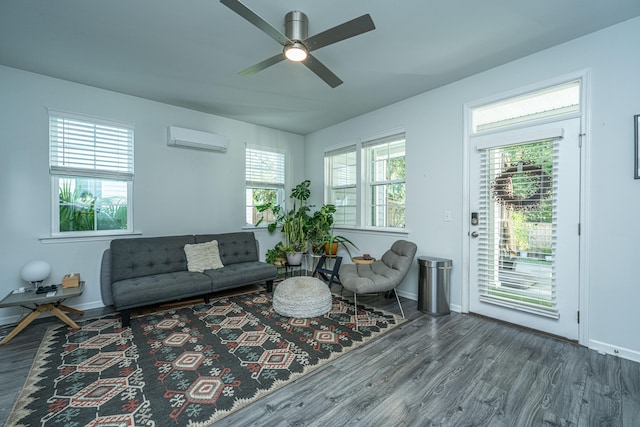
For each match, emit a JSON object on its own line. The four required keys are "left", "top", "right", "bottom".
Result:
{"left": 246, "top": 147, "right": 285, "bottom": 188}
{"left": 324, "top": 145, "right": 356, "bottom": 188}
{"left": 49, "top": 110, "right": 134, "bottom": 180}
{"left": 361, "top": 132, "right": 405, "bottom": 148}
{"left": 324, "top": 145, "right": 357, "bottom": 226}
{"left": 477, "top": 138, "right": 559, "bottom": 318}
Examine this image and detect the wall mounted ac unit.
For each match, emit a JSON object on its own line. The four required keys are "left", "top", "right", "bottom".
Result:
{"left": 167, "top": 126, "right": 228, "bottom": 152}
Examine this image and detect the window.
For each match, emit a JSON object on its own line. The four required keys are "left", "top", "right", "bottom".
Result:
{"left": 245, "top": 146, "right": 285, "bottom": 225}
{"left": 323, "top": 132, "right": 406, "bottom": 230}
{"left": 472, "top": 80, "right": 580, "bottom": 134}
{"left": 49, "top": 110, "right": 134, "bottom": 235}
{"left": 365, "top": 134, "right": 406, "bottom": 228}
{"left": 324, "top": 146, "right": 357, "bottom": 227}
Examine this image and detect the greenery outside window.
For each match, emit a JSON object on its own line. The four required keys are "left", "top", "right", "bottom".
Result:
{"left": 49, "top": 110, "right": 134, "bottom": 235}
{"left": 246, "top": 146, "right": 285, "bottom": 226}
{"left": 324, "top": 145, "right": 357, "bottom": 227}
{"left": 365, "top": 134, "right": 406, "bottom": 228}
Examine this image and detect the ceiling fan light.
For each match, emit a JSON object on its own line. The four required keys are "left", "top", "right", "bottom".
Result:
{"left": 284, "top": 42, "right": 307, "bottom": 62}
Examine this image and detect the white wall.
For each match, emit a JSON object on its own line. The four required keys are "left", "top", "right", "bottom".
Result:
{"left": 0, "top": 66, "right": 304, "bottom": 324}
{"left": 2, "top": 17, "right": 639, "bottom": 360}
{"left": 305, "top": 17, "right": 640, "bottom": 360}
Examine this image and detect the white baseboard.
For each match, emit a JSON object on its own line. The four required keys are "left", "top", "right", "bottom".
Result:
{"left": 395, "top": 290, "right": 461, "bottom": 314}
{"left": 396, "top": 290, "right": 417, "bottom": 301}
{"left": 589, "top": 339, "right": 640, "bottom": 363}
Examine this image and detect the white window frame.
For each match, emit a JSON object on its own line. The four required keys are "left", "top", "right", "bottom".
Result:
{"left": 245, "top": 145, "right": 286, "bottom": 226}
{"left": 470, "top": 80, "right": 582, "bottom": 136}
{"left": 323, "top": 131, "right": 407, "bottom": 231}
{"left": 324, "top": 145, "right": 358, "bottom": 227}
{"left": 363, "top": 133, "right": 406, "bottom": 229}
{"left": 462, "top": 70, "right": 590, "bottom": 346}
{"left": 49, "top": 109, "right": 134, "bottom": 237}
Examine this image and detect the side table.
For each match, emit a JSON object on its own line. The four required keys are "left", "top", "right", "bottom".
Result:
{"left": 0, "top": 282, "right": 85, "bottom": 344}
{"left": 312, "top": 255, "right": 342, "bottom": 289}
{"left": 352, "top": 256, "right": 376, "bottom": 265}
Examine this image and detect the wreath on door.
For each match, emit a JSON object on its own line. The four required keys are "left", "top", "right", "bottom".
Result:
{"left": 492, "top": 163, "right": 551, "bottom": 211}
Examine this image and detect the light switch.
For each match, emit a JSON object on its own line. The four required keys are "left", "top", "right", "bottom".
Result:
{"left": 443, "top": 210, "right": 452, "bottom": 222}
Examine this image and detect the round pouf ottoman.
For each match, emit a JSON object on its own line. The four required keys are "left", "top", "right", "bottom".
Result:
{"left": 273, "top": 276, "right": 333, "bottom": 318}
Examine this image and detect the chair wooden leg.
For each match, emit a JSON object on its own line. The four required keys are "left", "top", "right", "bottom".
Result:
{"left": 394, "top": 289, "right": 405, "bottom": 318}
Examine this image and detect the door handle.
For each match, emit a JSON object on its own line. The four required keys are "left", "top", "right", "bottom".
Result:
{"left": 470, "top": 231, "right": 479, "bottom": 238}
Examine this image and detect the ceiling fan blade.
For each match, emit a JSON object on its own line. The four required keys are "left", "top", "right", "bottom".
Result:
{"left": 220, "top": 0, "right": 291, "bottom": 46}
{"left": 304, "top": 54, "right": 343, "bottom": 88}
{"left": 304, "top": 14, "right": 375, "bottom": 52}
{"left": 239, "top": 53, "right": 285, "bottom": 76}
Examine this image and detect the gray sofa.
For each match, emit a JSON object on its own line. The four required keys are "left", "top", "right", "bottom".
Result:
{"left": 100, "top": 232, "right": 276, "bottom": 326}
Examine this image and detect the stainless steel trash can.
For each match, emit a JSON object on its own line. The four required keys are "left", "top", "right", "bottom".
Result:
{"left": 418, "top": 256, "right": 452, "bottom": 315}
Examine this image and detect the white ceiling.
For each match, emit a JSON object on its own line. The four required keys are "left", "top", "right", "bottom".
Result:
{"left": 1, "top": 0, "right": 639, "bottom": 135}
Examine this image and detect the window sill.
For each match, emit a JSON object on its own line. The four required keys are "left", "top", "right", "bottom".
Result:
{"left": 242, "top": 224, "right": 269, "bottom": 231}
{"left": 40, "top": 231, "right": 142, "bottom": 244}
{"left": 333, "top": 226, "right": 410, "bottom": 236}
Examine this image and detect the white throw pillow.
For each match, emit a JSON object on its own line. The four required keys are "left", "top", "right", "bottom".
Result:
{"left": 184, "top": 240, "right": 224, "bottom": 272}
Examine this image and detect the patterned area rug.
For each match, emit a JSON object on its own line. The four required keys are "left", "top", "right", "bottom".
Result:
{"left": 7, "top": 291, "right": 403, "bottom": 426}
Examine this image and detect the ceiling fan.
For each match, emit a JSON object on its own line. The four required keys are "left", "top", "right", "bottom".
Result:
{"left": 220, "top": 0, "right": 375, "bottom": 88}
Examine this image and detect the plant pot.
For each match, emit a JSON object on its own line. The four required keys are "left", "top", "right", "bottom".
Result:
{"left": 324, "top": 242, "right": 338, "bottom": 256}
{"left": 286, "top": 252, "right": 303, "bottom": 266}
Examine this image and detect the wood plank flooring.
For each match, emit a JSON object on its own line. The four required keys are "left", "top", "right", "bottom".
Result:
{"left": 1, "top": 287, "right": 638, "bottom": 426}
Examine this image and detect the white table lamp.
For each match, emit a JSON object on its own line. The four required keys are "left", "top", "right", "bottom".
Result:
{"left": 20, "top": 260, "right": 51, "bottom": 290}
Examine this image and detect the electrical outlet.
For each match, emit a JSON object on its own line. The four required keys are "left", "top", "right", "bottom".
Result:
{"left": 443, "top": 210, "right": 452, "bottom": 222}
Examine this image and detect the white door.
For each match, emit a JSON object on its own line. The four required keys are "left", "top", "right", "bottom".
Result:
{"left": 469, "top": 118, "right": 581, "bottom": 340}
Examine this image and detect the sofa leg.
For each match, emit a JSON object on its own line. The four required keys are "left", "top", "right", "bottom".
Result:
{"left": 266, "top": 280, "right": 274, "bottom": 293}
{"left": 120, "top": 310, "right": 131, "bottom": 328}
{"left": 204, "top": 295, "right": 210, "bottom": 304}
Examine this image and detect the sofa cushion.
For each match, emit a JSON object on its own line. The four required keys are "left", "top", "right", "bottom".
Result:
{"left": 111, "top": 271, "right": 212, "bottom": 310}
{"left": 195, "top": 232, "right": 259, "bottom": 264}
{"left": 184, "top": 240, "right": 224, "bottom": 272}
{"left": 110, "top": 235, "right": 195, "bottom": 282}
{"left": 203, "top": 261, "right": 277, "bottom": 291}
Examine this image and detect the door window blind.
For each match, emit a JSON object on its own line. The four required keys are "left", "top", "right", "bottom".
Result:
{"left": 477, "top": 138, "right": 559, "bottom": 318}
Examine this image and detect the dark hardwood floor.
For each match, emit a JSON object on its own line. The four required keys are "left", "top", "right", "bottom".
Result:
{"left": 1, "top": 286, "right": 638, "bottom": 426}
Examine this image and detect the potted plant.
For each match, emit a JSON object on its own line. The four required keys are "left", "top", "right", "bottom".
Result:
{"left": 265, "top": 242, "right": 287, "bottom": 268}
{"left": 256, "top": 180, "right": 312, "bottom": 264}
{"left": 306, "top": 204, "right": 336, "bottom": 254}
{"left": 321, "top": 232, "right": 359, "bottom": 258}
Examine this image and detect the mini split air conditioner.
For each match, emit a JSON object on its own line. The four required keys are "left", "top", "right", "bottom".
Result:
{"left": 167, "top": 126, "right": 228, "bottom": 152}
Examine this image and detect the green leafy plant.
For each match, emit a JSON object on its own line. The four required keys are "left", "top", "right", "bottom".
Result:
{"left": 59, "top": 181, "right": 128, "bottom": 232}
{"left": 257, "top": 180, "right": 358, "bottom": 258}
{"left": 59, "top": 182, "right": 96, "bottom": 231}
{"left": 256, "top": 180, "right": 312, "bottom": 252}
{"left": 306, "top": 202, "right": 358, "bottom": 257}
{"left": 265, "top": 242, "right": 286, "bottom": 267}
{"left": 306, "top": 204, "right": 336, "bottom": 253}
{"left": 321, "top": 232, "right": 359, "bottom": 258}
